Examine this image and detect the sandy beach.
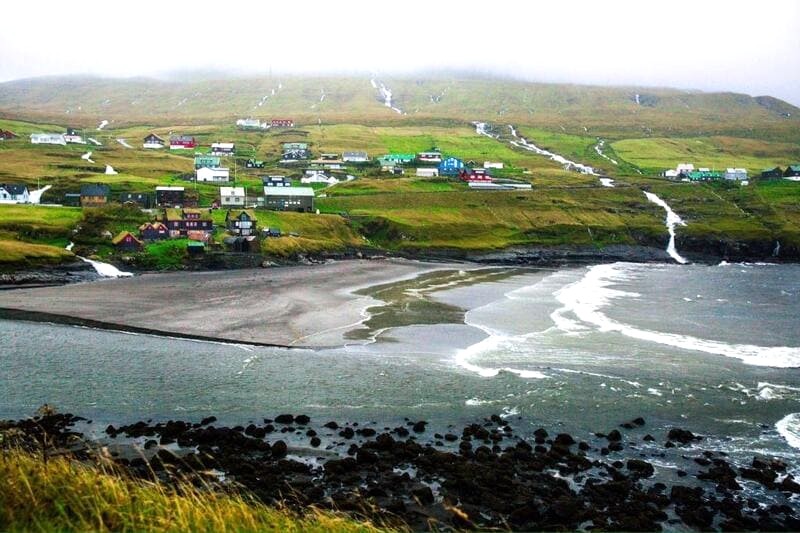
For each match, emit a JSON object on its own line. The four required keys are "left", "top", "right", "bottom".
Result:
{"left": 0, "top": 259, "right": 463, "bottom": 347}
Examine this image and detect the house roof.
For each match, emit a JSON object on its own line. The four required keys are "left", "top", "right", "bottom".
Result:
{"left": 197, "top": 167, "right": 230, "bottom": 174}
{"left": 211, "top": 142, "right": 235, "bottom": 149}
{"left": 139, "top": 222, "right": 168, "bottom": 231}
{"left": 112, "top": 231, "right": 142, "bottom": 245}
{"left": 263, "top": 187, "right": 315, "bottom": 197}
{"left": 164, "top": 208, "right": 213, "bottom": 222}
{"left": 226, "top": 209, "right": 257, "bottom": 221}
{"left": 144, "top": 133, "right": 165, "bottom": 142}
{"left": 170, "top": 135, "right": 195, "bottom": 142}
{"left": 788, "top": 165, "right": 800, "bottom": 171}
{"left": 0, "top": 184, "right": 29, "bottom": 195}
{"left": 343, "top": 151, "right": 368, "bottom": 157}
{"left": 80, "top": 184, "right": 110, "bottom": 196}
{"left": 220, "top": 187, "right": 245, "bottom": 196}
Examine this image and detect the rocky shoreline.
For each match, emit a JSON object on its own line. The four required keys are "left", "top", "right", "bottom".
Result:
{"left": 3, "top": 411, "right": 798, "bottom": 531}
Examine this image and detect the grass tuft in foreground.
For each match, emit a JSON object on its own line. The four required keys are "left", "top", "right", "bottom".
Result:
{"left": 0, "top": 449, "right": 391, "bottom": 533}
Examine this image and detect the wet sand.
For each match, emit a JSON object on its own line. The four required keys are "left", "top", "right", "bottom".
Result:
{"left": 0, "top": 259, "right": 464, "bottom": 347}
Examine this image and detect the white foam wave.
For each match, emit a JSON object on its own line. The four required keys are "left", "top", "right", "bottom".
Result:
{"left": 77, "top": 256, "right": 133, "bottom": 278}
{"left": 552, "top": 263, "right": 800, "bottom": 368}
{"left": 776, "top": 413, "right": 800, "bottom": 449}
{"left": 643, "top": 191, "right": 688, "bottom": 264}
{"left": 454, "top": 317, "right": 548, "bottom": 379}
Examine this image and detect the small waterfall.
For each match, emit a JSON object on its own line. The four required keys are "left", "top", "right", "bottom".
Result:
{"left": 643, "top": 192, "right": 688, "bottom": 264}
{"left": 773, "top": 240, "right": 781, "bottom": 257}
{"left": 67, "top": 242, "right": 132, "bottom": 278}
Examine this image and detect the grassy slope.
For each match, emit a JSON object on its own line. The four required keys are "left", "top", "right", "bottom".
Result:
{"left": 1, "top": 75, "right": 798, "bottom": 142}
{"left": 0, "top": 205, "right": 82, "bottom": 266}
{"left": 0, "top": 450, "right": 386, "bottom": 533}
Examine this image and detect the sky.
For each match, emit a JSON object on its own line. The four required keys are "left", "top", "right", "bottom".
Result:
{"left": 2, "top": 0, "right": 799, "bottom": 105}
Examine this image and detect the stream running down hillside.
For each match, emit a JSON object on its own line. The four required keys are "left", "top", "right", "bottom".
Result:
{"left": 643, "top": 192, "right": 688, "bottom": 264}
{"left": 66, "top": 242, "right": 132, "bottom": 278}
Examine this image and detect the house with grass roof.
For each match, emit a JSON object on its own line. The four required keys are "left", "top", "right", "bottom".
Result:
{"left": 162, "top": 208, "right": 213, "bottom": 238}
{"left": 139, "top": 222, "right": 169, "bottom": 241}
{"left": 225, "top": 209, "right": 257, "bottom": 236}
{"left": 112, "top": 231, "right": 143, "bottom": 252}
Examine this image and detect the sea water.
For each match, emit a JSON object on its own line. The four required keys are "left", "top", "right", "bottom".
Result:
{"left": 1, "top": 262, "right": 799, "bottom": 470}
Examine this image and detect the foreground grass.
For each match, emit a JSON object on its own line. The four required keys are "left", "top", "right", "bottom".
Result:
{"left": 0, "top": 239, "right": 73, "bottom": 265}
{"left": 0, "top": 450, "right": 390, "bottom": 533}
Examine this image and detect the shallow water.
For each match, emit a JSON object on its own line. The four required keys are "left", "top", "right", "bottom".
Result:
{"left": 1, "top": 262, "right": 799, "bottom": 471}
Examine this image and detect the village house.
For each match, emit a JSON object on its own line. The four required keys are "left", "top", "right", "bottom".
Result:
{"left": 112, "top": 231, "right": 143, "bottom": 252}
{"left": 80, "top": 184, "right": 110, "bottom": 207}
{"left": 418, "top": 151, "right": 442, "bottom": 164}
{"left": 63, "top": 193, "right": 81, "bottom": 206}
{"left": 143, "top": 133, "right": 165, "bottom": 149}
{"left": 194, "top": 155, "right": 221, "bottom": 169}
{"left": 30, "top": 133, "right": 66, "bottom": 145}
{"left": 225, "top": 209, "right": 257, "bottom": 236}
{"left": 0, "top": 184, "right": 30, "bottom": 204}
{"left": 169, "top": 135, "right": 198, "bottom": 150}
{"left": 119, "top": 192, "right": 154, "bottom": 208}
{"left": 271, "top": 119, "right": 294, "bottom": 128}
{"left": 415, "top": 168, "right": 439, "bottom": 178}
{"left": 261, "top": 187, "right": 315, "bottom": 212}
{"left": 281, "top": 142, "right": 310, "bottom": 161}
{"left": 162, "top": 208, "right": 213, "bottom": 238}
{"left": 196, "top": 167, "right": 230, "bottom": 183}
{"left": 236, "top": 118, "right": 267, "bottom": 130}
{"left": 155, "top": 186, "right": 185, "bottom": 207}
{"left": 245, "top": 158, "right": 265, "bottom": 169}
{"left": 220, "top": 186, "right": 246, "bottom": 207}
{"left": 0, "top": 129, "right": 18, "bottom": 140}
{"left": 724, "top": 168, "right": 748, "bottom": 181}
{"left": 760, "top": 167, "right": 784, "bottom": 179}
{"left": 439, "top": 156, "right": 465, "bottom": 176}
{"left": 343, "top": 151, "right": 369, "bottom": 163}
{"left": 785, "top": 165, "right": 800, "bottom": 177}
{"left": 483, "top": 161, "right": 504, "bottom": 169}
{"left": 210, "top": 142, "right": 235, "bottom": 156}
{"left": 301, "top": 172, "right": 339, "bottom": 185}
{"left": 263, "top": 176, "right": 291, "bottom": 187}
{"left": 459, "top": 168, "right": 493, "bottom": 182}
{"left": 379, "top": 153, "right": 415, "bottom": 165}
{"left": 139, "top": 222, "right": 169, "bottom": 240}
{"left": 687, "top": 170, "right": 722, "bottom": 181}
{"left": 64, "top": 128, "right": 85, "bottom": 144}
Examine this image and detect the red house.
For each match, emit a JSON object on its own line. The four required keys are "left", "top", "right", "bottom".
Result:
{"left": 112, "top": 231, "right": 143, "bottom": 251}
{"left": 0, "top": 129, "right": 18, "bottom": 140}
{"left": 139, "top": 222, "right": 169, "bottom": 241}
{"left": 459, "top": 169, "right": 493, "bottom": 182}
{"left": 271, "top": 119, "right": 294, "bottom": 128}
{"left": 169, "top": 135, "right": 198, "bottom": 150}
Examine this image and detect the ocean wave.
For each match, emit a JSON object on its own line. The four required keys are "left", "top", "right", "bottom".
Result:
{"left": 552, "top": 263, "right": 800, "bottom": 368}
{"left": 776, "top": 413, "right": 800, "bottom": 449}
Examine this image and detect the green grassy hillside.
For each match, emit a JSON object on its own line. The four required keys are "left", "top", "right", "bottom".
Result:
{"left": 1, "top": 75, "right": 798, "bottom": 142}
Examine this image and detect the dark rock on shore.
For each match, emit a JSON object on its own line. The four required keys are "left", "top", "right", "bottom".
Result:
{"left": 3, "top": 413, "right": 798, "bottom": 532}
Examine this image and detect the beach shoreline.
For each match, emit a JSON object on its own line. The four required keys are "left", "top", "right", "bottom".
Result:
{"left": 0, "top": 258, "right": 474, "bottom": 348}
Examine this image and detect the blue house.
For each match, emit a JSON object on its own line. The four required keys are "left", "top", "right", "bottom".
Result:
{"left": 439, "top": 156, "right": 465, "bottom": 176}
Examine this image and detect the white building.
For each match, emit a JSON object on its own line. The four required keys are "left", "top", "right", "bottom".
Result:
{"left": 300, "top": 173, "right": 339, "bottom": 185}
{"left": 0, "top": 184, "right": 30, "bottom": 203}
{"left": 724, "top": 168, "right": 748, "bottom": 181}
{"left": 343, "top": 151, "right": 369, "bottom": 163}
{"left": 236, "top": 118, "right": 267, "bottom": 129}
{"left": 30, "top": 133, "right": 66, "bottom": 145}
{"left": 220, "top": 186, "right": 245, "bottom": 207}
{"left": 483, "top": 161, "right": 504, "bottom": 169}
{"left": 210, "top": 142, "right": 235, "bottom": 156}
{"left": 196, "top": 167, "right": 230, "bottom": 182}
{"left": 64, "top": 129, "right": 85, "bottom": 144}
{"left": 415, "top": 167, "right": 439, "bottom": 177}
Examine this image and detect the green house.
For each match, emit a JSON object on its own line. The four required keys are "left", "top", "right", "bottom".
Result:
{"left": 687, "top": 170, "right": 722, "bottom": 181}
{"left": 378, "top": 153, "right": 415, "bottom": 165}
{"left": 195, "top": 155, "right": 220, "bottom": 169}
